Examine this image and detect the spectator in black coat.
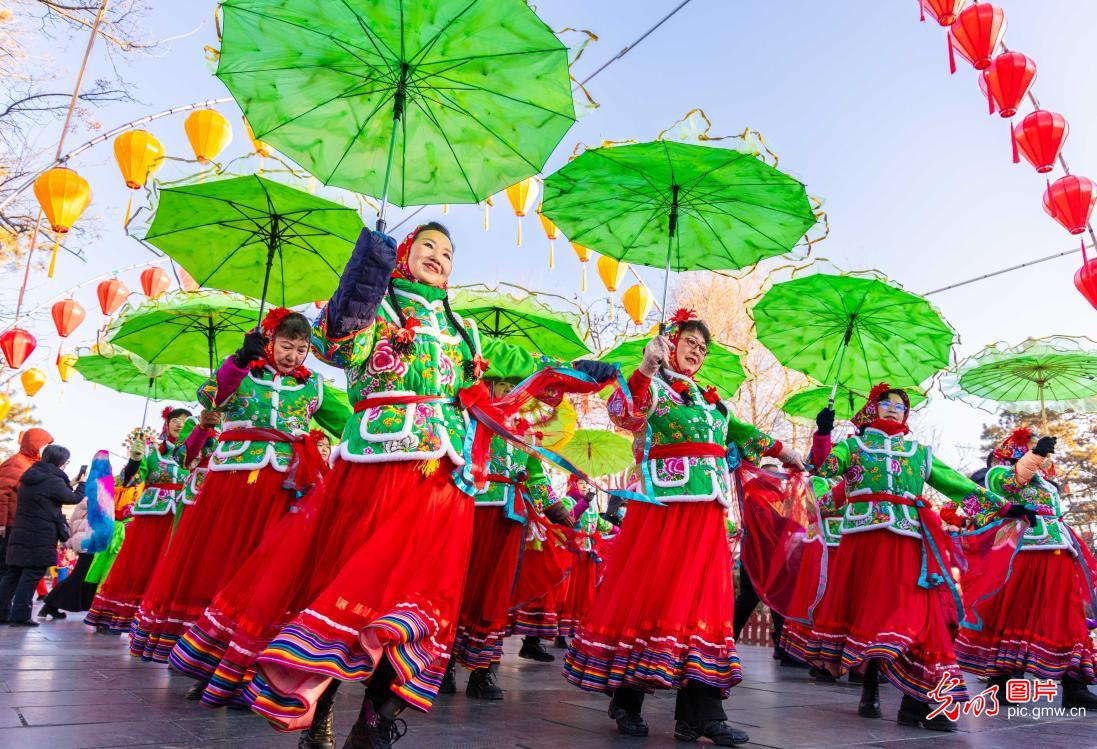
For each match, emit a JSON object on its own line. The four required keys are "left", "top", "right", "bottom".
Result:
{"left": 0, "top": 445, "right": 84, "bottom": 626}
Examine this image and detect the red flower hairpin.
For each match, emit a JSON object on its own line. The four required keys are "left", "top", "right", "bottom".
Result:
{"left": 703, "top": 386, "right": 721, "bottom": 404}
{"left": 260, "top": 306, "right": 294, "bottom": 337}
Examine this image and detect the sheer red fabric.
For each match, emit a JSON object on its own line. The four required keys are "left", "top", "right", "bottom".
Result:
{"left": 84, "top": 514, "right": 173, "bottom": 633}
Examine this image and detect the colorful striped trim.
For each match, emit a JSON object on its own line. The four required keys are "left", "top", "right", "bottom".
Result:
{"left": 557, "top": 617, "right": 580, "bottom": 639}
{"left": 127, "top": 622, "right": 181, "bottom": 663}
{"left": 955, "top": 635, "right": 1097, "bottom": 683}
{"left": 508, "top": 608, "right": 559, "bottom": 639}
{"left": 83, "top": 598, "right": 139, "bottom": 634}
{"left": 452, "top": 625, "right": 506, "bottom": 670}
{"left": 563, "top": 631, "right": 741, "bottom": 696}
{"left": 169, "top": 618, "right": 260, "bottom": 707}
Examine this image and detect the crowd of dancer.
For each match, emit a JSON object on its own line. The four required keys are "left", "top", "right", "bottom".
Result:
{"left": 42, "top": 222, "right": 1091, "bottom": 748}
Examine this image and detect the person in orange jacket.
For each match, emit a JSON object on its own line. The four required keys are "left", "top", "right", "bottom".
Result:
{"left": 0, "top": 429, "right": 53, "bottom": 581}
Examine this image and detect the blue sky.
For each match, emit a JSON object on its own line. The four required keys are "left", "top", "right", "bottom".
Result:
{"left": 6, "top": 0, "right": 1097, "bottom": 469}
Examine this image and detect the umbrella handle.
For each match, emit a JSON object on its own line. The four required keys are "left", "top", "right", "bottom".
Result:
{"left": 657, "top": 185, "right": 681, "bottom": 329}
{"left": 376, "top": 63, "right": 409, "bottom": 234}
{"left": 828, "top": 320, "right": 855, "bottom": 409}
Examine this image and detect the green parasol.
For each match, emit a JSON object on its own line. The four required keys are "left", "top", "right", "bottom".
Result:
{"left": 107, "top": 291, "right": 261, "bottom": 371}
{"left": 600, "top": 336, "right": 748, "bottom": 397}
{"left": 451, "top": 288, "right": 591, "bottom": 362}
{"left": 941, "top": 336, "right": 1097, "bottom": 429}
{"left": 781, "top": 382, "right": 927, "bottom": 424}
{"left": 557, "top": 429, "right": 634, "bottom": 478}
{"left": 540, "top": 140, "right": 816, "bottom": 324}
{"left": 752, "top": 272, "right": 955, "bottom": 406}
{"left": 145, "top": 175, "right": 362, "bottom": 321}
{"left": 216, "top": 0, "right": 575, "bottom": 226}
{"left": 73, "top": 351, "right": 207, "bottom": 403}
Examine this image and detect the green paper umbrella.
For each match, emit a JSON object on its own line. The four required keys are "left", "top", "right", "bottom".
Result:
{"left": 557, "top": 429, "right": 634, "bottom": 478}
{"left": 451, "top": 288, "right": 591, "bottom": 362}
{"left": 73, "top": 352, "right": 207, "bottom": 403}
{"left": 216, "top": 0, "right": 575, "bottom": 225}
{"left": 942, "top": 336, "right": 1097, "bottom": 428}
{"left": 541, "top": 140, "right": 816, "bottom": 323}
{"left": 107, "top": 291, "right": 261, "bottom": 371}
{"left": 752, "top": 273, "right": 955, "bottom": 404}
{"left": 781, "top": 383, "right": 927, "bottom": 424}
{"left": 600, "top": 336, "right": 748, "bottom": 397}
{"left": 145, "top": 175, "right": 362, "bottom": 321}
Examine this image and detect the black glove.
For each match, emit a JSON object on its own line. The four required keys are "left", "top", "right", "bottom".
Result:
{"left": 572, "top": 359, "right": 618, "bottom": 384}
{"left": 815, "top": 407, "right": 836, "bottom": 435}
{"left": 233, "top": 330, "right": 268, "bottom": 368}
{"left": 1032, "top": 436, "right": 1057, "bottom": 457}
{"left": 544, "top": 502, "right": 573, "bottom": 527}
{"left": 1005, "top": 503, "right": 1039, "bottom": 526}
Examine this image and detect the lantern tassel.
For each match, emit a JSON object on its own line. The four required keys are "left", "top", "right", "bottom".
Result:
{"left": 516, "top": 217, "right": 522, "bottom": 247}
{"left": 948, "top": 34, "right": 956, "bottom": 75}
{"left": 1011, "top": 121, "right": 1019, "bottom": 164}
{"left": 581, "top": 265, "right": 587, "bottom": 293}
{"left": 919, "top": 0, "right": 925, "bottom": 22}
{"left": 442, "top": 203, "right": 449, "bottom": 215}
{"left": 549, "top": 239, "right": 555, "bottom": 269}
{"left": 609, "top": 296, "right": 615, "bottom": 321}
{"left": 47, "top": 236, "right": 61, "bottom": 279}
{"left": 123, "top": 192, "right": 134, "bottom": 228}
{"left": 483, "top": 204, "right": 490, "bottom": 232}
{"left": 985, "top": 74, "right": 995, "bottom": 115}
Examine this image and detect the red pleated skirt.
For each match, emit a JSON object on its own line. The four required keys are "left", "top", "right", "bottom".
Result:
{"left": 557, "top": 551, "right": 598, "bottom": 638}
{"left": 955, "top": 548, "right": 1097, "bottom": 683}
{"left": 508, "top": 532, "right": 572, "bottom": 639}
{"left": 131, "top": 467, "right": 297, "bottom": 662}
{"left": 84, "top": 514, "right": 173, "bottom": 633}
{"left": 780, "top": 529, "right": 967, "bottom": 702}
{"left": 564, "top": 500, "right": 741, "bottom": 696}
{"left": 451, "top": 505, "right": 524, "bottom": 670}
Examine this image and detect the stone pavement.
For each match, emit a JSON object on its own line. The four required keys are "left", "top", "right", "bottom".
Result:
{"left": 1, "top": 615, "right": 1096, "bottom": 749}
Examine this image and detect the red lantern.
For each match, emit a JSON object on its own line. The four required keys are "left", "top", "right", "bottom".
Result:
{"left": 1076, "top": 244, "right": 1097, "bottom": 311}
{"left": 920, "top": 0, "right": 965, "bottom": 26}
{"left": 0, "top": 328, "right": 36, "bottom": 369}
{"left": 949, "top": 3, "right": 1006, "bottom": 72}
{"left": 51, "top": 299, "right": 86, "bottom": 338}
{"left": 140, "top": 267, "right": 171, "bottom": 299}
{"left": 1043, "top": 176, "right": 1097, "bottom": 235}
{"left": 983, "top": 52, "right": 1036, "bottom": 118}
{"left": 1013, "top": 111, "right": 1068, "bottom": 173}
{"left": 97, "top": 278, "right": 129, "bottom": 315}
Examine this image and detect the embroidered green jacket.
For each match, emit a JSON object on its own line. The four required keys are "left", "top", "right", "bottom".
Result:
{"left": 130, "top": 439, "right": 187, "bottom": 516}
{"left": 985, "top": 465, "right": 1072, "bottom": 552}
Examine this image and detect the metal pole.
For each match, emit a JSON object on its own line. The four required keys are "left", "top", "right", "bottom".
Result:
{"left": 658, "top": 184, "right": 680, "bottom": 332}
{"left": 376, "top": 64, "right": 408, "bottom": 233}
{"left": 256, "top": 215, "right": 278, "bottom": 324}
{"left": 828, "top": 318, "right": 856, "bottom": 408}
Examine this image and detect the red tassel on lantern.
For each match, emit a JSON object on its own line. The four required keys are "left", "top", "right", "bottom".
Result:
{"left": 920, "top": 0, "right": 965, "bottom": 26}
{"left": 0, "top": 328, "right": 37, "bottom": 369}
{"left": 1013, "top": 111, "right": 1068, "bottom": 173}
{"left": 97, "top": 278, "right": 129, "bottom": 315}
{"left": 140, "top": 267, "right": 171, "bottom": 299}
{"left": 51, "top": 299, "right": 86, "bottom": 337}
{"left": 1043, "top": 176, "right": 1097, "bottom": 235}
{"left": 950, "top": 4, "right": 1007, "bottom": 72}
{"left": 984, "top": 52, "right": 1036, "bottom": 118}
{"left": 1076, "top": 243, "right": 1097, "bottom": 311}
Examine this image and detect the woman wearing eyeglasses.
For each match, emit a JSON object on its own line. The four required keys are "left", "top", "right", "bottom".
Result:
{"left": 781, "top": 383, "right": 1021, "bottom": 732}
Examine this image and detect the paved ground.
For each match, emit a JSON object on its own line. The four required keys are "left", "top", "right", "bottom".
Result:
{"left": 1, "top": 613, "right": 1097, "bottom": 749}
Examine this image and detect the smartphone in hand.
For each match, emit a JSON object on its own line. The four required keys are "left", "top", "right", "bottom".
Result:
{"left": 75, "top": 465, "right": 88, "bottom": 482}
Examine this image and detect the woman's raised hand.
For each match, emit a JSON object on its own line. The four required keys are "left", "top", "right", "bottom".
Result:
{"left": 640, "top": 335, "right": 672, "bottom": 377}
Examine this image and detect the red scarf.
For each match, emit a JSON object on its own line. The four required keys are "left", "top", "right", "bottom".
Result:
{"left": 865, "top": 418, "right": 909, "bottom": 436}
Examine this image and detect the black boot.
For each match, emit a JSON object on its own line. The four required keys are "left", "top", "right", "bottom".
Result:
{"left": 810, "top": 667, "right": 837, "bottom": 683}
{"left": 608, "top": 688, "right": 648, "bottom": 737}
{"left": 858, "top": 661, "right": 881, "bottom": 718}
{"left": 554, "top": 635, "right": 568, "bottom": 649}
{"left": 343, "top": 695, "right": 407, "bottom": 749}
{"left": 38, "top": 604, "right": 65, "bottom": 619}
{"left": 1063, "top": 674, "right": 1097, "bottom": 710}
{"left": 847, "top": 670, "right": 863, "bottom": 685}
{"left": 897, "top": 694, "right": 956, "bottom": 732}
{"left": 674, "top": 720, "right": 750, "bottom": 746}
{"left": 439, "top": 659, "right": 456, "bottom": 695}
{"left": 465, "top": 667, "right": 503, "bottom": 700}
{"left": 988, "top": 673, "right": 1017, "bottom": 705}
{"left": 299, "top": 680, "right": 339, "bottom": 749}
{"left": 518, "top": 636, "right": 554, "bottom": 662}
{"left": 184, "top": 682, "right": 206, "bottom": 701}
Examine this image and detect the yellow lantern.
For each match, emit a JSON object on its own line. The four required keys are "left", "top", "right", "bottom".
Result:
{"left": 538, "top": 208, "right": 559, "bottom": 268}
{"left": 184, "top": 109, "right": 233, "bottom": 163}
{"left": 622, "top": 284, "right": 654, "bottom": 326}
{"left": 56, "top": 353, "right": 77, "bottom": 383}
{"left": 33, "top": 167, "right": 91, "bottom": 278}
{"left": 597, "top": 255, "right": 630, "bottom": 320}
{"left": 243, "top": 117, "right": 272, "bottom": 158}
{"left": 20, "top": 367, "right": 46, "bottom": 397}
{"left": 504, "top": 177, "right": 540, "bottom": 246}
{"left": 113, "top": 130, "right": 165, "bottom": 226}
{"left": 571, "top": 243, "right": 592, "bottom": 292}
{"left": 0, "top": 393, "right": 9, "bottom": 423}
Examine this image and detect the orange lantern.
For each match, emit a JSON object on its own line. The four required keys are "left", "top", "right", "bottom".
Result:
{"left": 596, "top": 255, "right": 629, "bottom": 320}
{"left": 113, "top": 130, "right": 164, "bottom": 225}
{"left": 51, "top": 298, "right": 86, "bottom": 338}
{"left": 0, "top": 393, "right": 10, "bottom": 423}
{"left": 571, "top": 243, "right": 592, "bottom": 292}
{"left": 184, "top": 109, "right": 233, "bottom": 163}
{"left": 920, "top": 0, "right": 965, "bottom": 26}
{"left": 33, "top": 167, "right": 91, "bottom": 278}
{"left": 537, "top": 209, "right": 559, "bottom": 268}
{"left": 140, "top": 267, "right": 171, "bottom": 299}
{"left": 177, "top": 266, "right": 200, "bottom": 292}
{"left": 56, "top": 353, "right": 78, "bottom": 383}
{"left": 0, "top": 327, "right": 36, "bottom": 369}
{"left": 97, "top": 278, "right": 129, "bottom": 315}
{"left": 243, "top": 117, "right": 272, "bottom": 158}
{"left": 504, "top": 178, "right": 540, "bottom": 246}
{"left": 622, "top": 284, "right": 653, "bottom": 325}
{"left": 20, "top": 368, "right": 46, "bottom": 397}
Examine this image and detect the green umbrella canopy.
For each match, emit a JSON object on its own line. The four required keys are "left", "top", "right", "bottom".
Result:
{"left": 72, "top": 351, "right": 207, "bottom": 403}
{"left": 145, "top": 175, "right": 362, "bottom": 317}
{"left": 541, "top": 141, "right": 815, "bottom": 279}
{"left": 941, "top": 336, "right": 1097, "bottom": 418}
{"left": 600, "top": 336, "right": 748, "bottom": 398}
{"left": 451, "top": 288, "right": 591, "bottom": 363}
{"left": 781, "top": 383, "right": 927, "bottom": 424}
{"left": 107, "top": 291, "right": 261, "bottom": 371}
{"left": 557, "top": 428, "right": 634, "bottom": 478}
{"left": 216, "top": 0, "right": 575, "bottom": 207}
{"left": 752, "top": 272, "right": 955, "bottom": 396}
